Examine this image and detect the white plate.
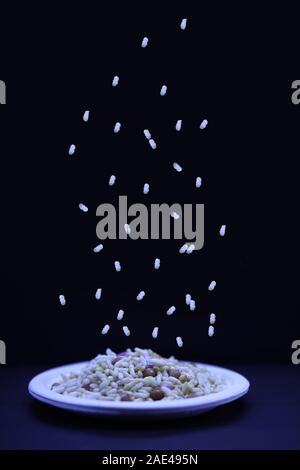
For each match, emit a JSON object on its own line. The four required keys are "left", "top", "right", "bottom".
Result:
{"left": 28, "top": 361, "right": 250, "bottom": 419}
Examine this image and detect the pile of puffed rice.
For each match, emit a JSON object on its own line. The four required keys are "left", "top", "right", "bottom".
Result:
{"left": 51, "top": 348, "right": 226, "bottom": 402}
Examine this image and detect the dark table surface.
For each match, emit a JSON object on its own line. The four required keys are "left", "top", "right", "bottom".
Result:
{"left": 0, "top": 363, "right": 299, "bottom": 450}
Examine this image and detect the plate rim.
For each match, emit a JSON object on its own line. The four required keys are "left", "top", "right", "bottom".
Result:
{"left": 28, "top": 360, "right": 250, "bottom": 414}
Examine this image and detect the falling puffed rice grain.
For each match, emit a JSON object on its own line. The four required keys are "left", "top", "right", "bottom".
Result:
{"left": 175, "top": 120, "right": 182, "bottom": 131}
{"left": 123, "top": 326, "right": 130, "bottom": 337}
{"left": 160, "top": 85, "right": 167, "bottom": 96}
{"left": 114, "top": 122, "right": 121, "bottom": 133}
{"left": 136, "top": 290, "right": 145, "bottom": 301}
{"left": 171, "top": 211, "right": 180, "bottom": 220}
{"left": 208, "top": 326, "right": 214, "bottom": 337}
{"left": 83, "top": 110, "right": 90, "bottom": 122}
{"left": 176, "top": 336, "right": 183, "bottom": 348}
{"left": 167, "top": 306, "right": 176, "bottom": 316}
{"left": 143, "top": 129, "right": 151, "bottom": 140}
{"left": 219, "top": 225, "right": 226, "bottom": 237}
{"left": 143, "top": 183, "right": 150, "bottom": 194}
{"left": 114, "top": 261, "right": 121, "bottom": 272}
{"left": 117, "top": 309, "right": 124, "bottom": 321}
{"left": 154, "top": 258, "right": 160, "bottom": 270}
{"left": 152, "top": 327, "right": 159, "bottom": 339}
{"left": 200, "top": 119, "right": 208, "bottom": 129}
{"left": 112, "top": 75, "right": 119, "bottom": 87}
{"left": 149, "top": 139, "right": 157, "bottom": 150}
{"left": 109, "top": 175, "right": 116, "bottom": 186}
{"left": 189, "top": 300, "right": 196, "bottom": 311}
{"left": 196, "top": 176, "right": 202, "bottom": 188}
{"left": 95, "top": 288, "right": 102, "bottom": 300}
{"left": 180, "top": 18, "right": 187, "bottom": 30}
{"left": 93, "top": 244, "right": 103, "bottom": 253}
{"left": 59, "top": 294, "right": 66, "bottom": 306}
{"left": 186, "top": 244, "right": 195, "bottom": 254}
{"left": 124, "top": 223, "right": 131, "bottom": 235}
{"left": 173, "top": 162, "right": 182, "bottom": 172}
{"left": 68, "top": 144, "right": 76, "bottom": 155}
{"left": 141, "top": 37, "right": 149, "bottom": 48}
{"left": 208, "top": 281, "right": 216, "bottom": 291}
{"left": 185, "top": 294, "right": 191, "bottom": 305}
{"left": 179, "top": 243, "right": 188, "bottom": 254}
{"left": 79, "top": 203, "right": 88, "bottom": 212}
{"left": 101, "top": 324, "right": 110, "bottom": 335}
{"left": 210, "top": 313, "right": 216, "bottom": 324}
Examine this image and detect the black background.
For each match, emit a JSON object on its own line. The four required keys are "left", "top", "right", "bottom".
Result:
{"left": 1, "top": 3, "right": 299, "bottom": 367}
